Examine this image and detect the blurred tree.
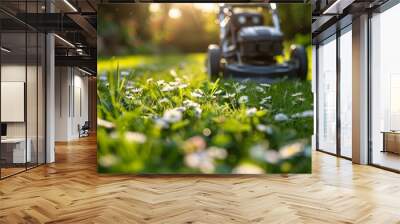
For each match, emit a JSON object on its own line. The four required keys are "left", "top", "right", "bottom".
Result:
{"left": 159, "top": 5, "right": 218, "bottom": 53}
{"left": 277, "top": 4, "right": 311, "bottom": 45}
{"left": 98, "top": 4, "right": 151, "bottom": 56}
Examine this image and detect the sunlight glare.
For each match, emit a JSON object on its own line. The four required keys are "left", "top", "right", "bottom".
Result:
{"left": 149, "top": 4, "right": 160, "bottom": 13}
{"left": 169, "top": 8, "right": 182, "bottom": 19}
{"left": 193, "top": 3, "right": 217, "bottom": 12}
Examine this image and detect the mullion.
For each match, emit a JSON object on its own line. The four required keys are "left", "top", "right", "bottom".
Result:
{"left": 336, "top": 28, "right": 341, "bottom": 157}
{"left": 25, "top": 0, "right": 28, "bottom": 171}
{"left": 367, "top": 11, "right": 373, "bottom": 165}
{"left": 36, "top": 0, "right": 39, "bottom": 168}
{"left": 44, "top": 0, "right": 47, "bottom": 164}
{"left": 315, "top": 44, "right": 319, "bottom": 151}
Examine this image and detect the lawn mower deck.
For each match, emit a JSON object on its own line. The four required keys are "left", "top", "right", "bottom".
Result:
{"left": 223, "top": 62, "right": 298, "bottom": 83}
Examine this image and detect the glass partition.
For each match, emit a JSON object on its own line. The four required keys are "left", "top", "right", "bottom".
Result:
{"left": 27, "top": 30, "right": 38, "bottom": 169}
{"left": 38, "top": 32, "right": 45, "bottom": 165}
{"left": 339, "top": 26, "right": 352, "bottom": 158}
{"left": 370, "top": 3, "right": 400, "bottom": 171}
{"left": 317, "top": 35, "right": 337, "bottom": 154}
{"left": 0, "top": 1, "right": 46, "bottom": 179}
{"left": 1, "top": 30, "right": 28, "bottom": 177}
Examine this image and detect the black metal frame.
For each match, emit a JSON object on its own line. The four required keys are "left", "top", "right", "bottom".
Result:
{"left": 336, "top": 25, "right": 341, "bottom": 158}
{"left": 315, "top": 44, "right": 319, "bottom": 152}
{"left": 367, "top": 10, "right": 372, "bottom": 166}
{"left": 0, "top": 0, "right": 47, "bottom": 180}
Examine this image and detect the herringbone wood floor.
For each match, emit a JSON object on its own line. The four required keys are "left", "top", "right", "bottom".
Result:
{"left": 1, "top": 135, "right": 400, "bottom": 224}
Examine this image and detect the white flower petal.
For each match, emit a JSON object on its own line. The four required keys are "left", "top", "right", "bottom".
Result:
{"left": 279, "top": 142, "right": 304, "bottom": 159}
{"left": 98, "top": 118, "right": 115, "bottom": 129}
{"left": 161, "top": 85, "right": 176, "bottom": 92}
{"left": 156, "top": 80, "right": 166, "bottom": 86}
{"left": 291, "top": 110, "right": 314, "bottom": 118}
{"left": 238, "top": 96, "right": 249, "bottom": 104}
{"left": 246, "top": 107, "right": 257, "bottom": 116}
{"left": 159, "top": 98, "right": 170, "bottom": 104}
{"left": 206, "top": 146, "right": 227, "bottom": 159}
{"left": 274, "top": 113, "right": 289, "bottom": 121}
{"left": 260, "top": 83, "right": 271, "bottom": 88}
{"left": 291, "top": 92, "right": 303, "bottom": 97}
{"left": 250, "top": 143, "right": 268, "bottom": 160}
{"left": 99, "top": 154, "right": 119, "bottom": 167}
{"left": 256, "top": 86, "right": 264, "bottom": 93}
{"left": 125, "top": 132, "right": 147, "bottom": 144}
{"left": 265, "top": 150, "right": 280, "bottom": 164}
{"left": 163, "top": 109, "right": 183, "bottom": 123}
{"left": 154, "top": 118, "right": 169, "bottom": 128}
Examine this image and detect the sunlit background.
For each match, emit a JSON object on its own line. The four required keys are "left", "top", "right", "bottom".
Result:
{"left": 98, "top": 3, "right": 311, "bottom": 58}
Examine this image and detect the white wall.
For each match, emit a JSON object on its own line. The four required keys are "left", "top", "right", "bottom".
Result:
{"left": 1, "top": 65, "right": 25, "bottom": 81}
{"left": 1, "top": 65, "right": 26, "bottom": 133}
{"left": 72, "top": 73, "right": 89, "bottom": 138}
{"left": 55, "top": 66, "right": 69, "bottom": 141}
{"left": 55, "top": 67, "right": 89, "bottom": 141}
{"left": 1, "top": 63, "right": 46, "bottom": 164}
{"left": 1, "top": 82, "right": 25, "bottom": 122}
{"left": 1, "top": 65, "right": 30, "bottom": 138}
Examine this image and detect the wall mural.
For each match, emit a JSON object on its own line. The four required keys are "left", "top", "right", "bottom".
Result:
{"left": 97, "top": 3, "right": 313, "bottom": 174}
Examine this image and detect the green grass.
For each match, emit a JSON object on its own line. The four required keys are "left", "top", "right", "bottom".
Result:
{"left": 97, "top": 54, "right": 313, "bottom": 174}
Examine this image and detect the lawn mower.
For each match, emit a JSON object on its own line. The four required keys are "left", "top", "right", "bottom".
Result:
{"left": 207, "top": 3, "right": 308, "bottom": 82}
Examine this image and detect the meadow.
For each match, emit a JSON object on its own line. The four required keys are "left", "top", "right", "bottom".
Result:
{"left": 97, "top": 54, "right": 313, "bottom": 174}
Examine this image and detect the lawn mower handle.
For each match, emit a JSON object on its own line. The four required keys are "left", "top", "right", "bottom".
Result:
{"left": 218, "top": 3, "right": 281, "bottom": 32}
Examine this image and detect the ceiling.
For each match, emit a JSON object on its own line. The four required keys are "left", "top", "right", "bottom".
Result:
{"left": 312, "top": 0, "right": 390, "bottom": 41}
{"left": 0, "top": 0, "right": 97, "bottom": 74}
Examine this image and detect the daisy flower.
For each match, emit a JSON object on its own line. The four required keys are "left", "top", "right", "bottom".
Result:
{"left": 163, "top": 109, "right": 182, "bottom": 123}
{"left": 246, "top": 107, "right": 257, "bottom": 116}
{"left": 238, "top": 95, "right": 249, "bottom": 104}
